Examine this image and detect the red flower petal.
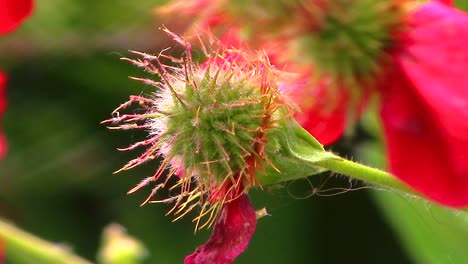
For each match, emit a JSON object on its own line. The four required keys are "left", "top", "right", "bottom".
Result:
{"left": 185, "top": 194, "right": 256, "bottom": 264}
{"left": 381, "top": 2, "right": 468, "bottom": 207}
{"left": 0, "top": 71, "right": 7, "bottom": 158}
{"left": 0, "top": 0, "right": 33, "bottom": 35}
{"left": 434, "top": 0, "right": 453, "bottom": 6}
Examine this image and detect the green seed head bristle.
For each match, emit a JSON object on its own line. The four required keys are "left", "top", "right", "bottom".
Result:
{"left": 104, "top": 30, "right": 289, "bottom": 229}
{"left": 299, "top": 0, "right": 402, "bottom": 88}
{"left": 166, "top": 69, "right": 265, "bottom": 182}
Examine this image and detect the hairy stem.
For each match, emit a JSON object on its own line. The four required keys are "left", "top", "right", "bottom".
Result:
{"left": 315, "top": 154, "right": 415, "bottom": 195}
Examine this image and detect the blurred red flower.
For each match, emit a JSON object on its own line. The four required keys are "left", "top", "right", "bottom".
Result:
{"left": 281, "top": 1, "right": 468, "bottom": 207}
{"left": 380, "top": 1, "right": 468, "bottom": 207}
{"left": 0, "top": 0, "right": 33, "bottom": 158}
{"left": 286, "top": 1, "right": 468, "bottom": 207}
{"left": 0, "top": 0, "right": 33, "bottom": 34}
{"left": 0, "top": 2, "right": 33, "bottom": 260}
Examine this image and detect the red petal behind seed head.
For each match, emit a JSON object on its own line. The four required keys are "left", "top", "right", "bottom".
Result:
{"left": 218, "top": 28, "right": 350, "bottom": 146}
{"left": 158, "top": 0, "right": 227, "bottom": 31}
{"left": 0, "top": 71, "right": 7, "bottom": 158}
{"left": 434, "top": 0, "right": 453, "bottom": 5}
{"left": 381, "top": 2, "right": 468, "bottom": 207}
{"left": 219, "top": 27, "right": 244, "bottom": 49}
{"left": 0, "top": 0, "right": 33, "bottom": 35}
{"left": 279, "top": 73, "right": 349, "bottom": 145}
{"left": 185, "top": 194, "right": 257, "bottom": 264}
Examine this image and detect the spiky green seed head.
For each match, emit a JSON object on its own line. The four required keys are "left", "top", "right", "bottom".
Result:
{"left": 298, "top": 0, "right": 402, "bottom": 88}
{"left": 103, "top": 29, "right": 291, "bottom": 229}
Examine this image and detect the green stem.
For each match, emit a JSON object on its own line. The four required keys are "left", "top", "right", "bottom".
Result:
{"left": 316, "top": 153, "right": 416, "bottom": 195}
{"left": 316, "top": 154, "right": 468, "bottom": 212}
{"left": 0, "top": 218, "right": 92, "bottom": 264}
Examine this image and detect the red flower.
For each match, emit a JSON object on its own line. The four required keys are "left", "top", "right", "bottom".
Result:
{"left": 289, "top": 1, "right": 468, "bottom": 207}
{"left": 185, "top": 194, "right": 256, "bottom": 264}
{"left": 0, "top": 0, "right": 33, "bottom": 34}
{"left": 380, "top": 1, "right": 468, "bottom": 207}
{"left": 283, "top": 0, "right": 468, "bottom": 206}
{"left": 279, "top": 74, "right": 350, "bottom": 145}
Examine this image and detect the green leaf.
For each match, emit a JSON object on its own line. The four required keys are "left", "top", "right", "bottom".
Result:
{"left": 374, "top": 192, "right": 468, "bottom": 264}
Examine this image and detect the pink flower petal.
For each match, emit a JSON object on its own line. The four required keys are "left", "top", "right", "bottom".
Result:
{"left": 185, "top": 194, "right": 256, "bottom": 264}
{"left": 381, "top": 2, "right": 468, "bottom": 207}
{"left": 0, "top": 0, "right": 33, "bottom": 35}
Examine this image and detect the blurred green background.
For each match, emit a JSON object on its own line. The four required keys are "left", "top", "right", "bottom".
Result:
{"left": 0, "top": 1, "right": 467, "bottom": 263}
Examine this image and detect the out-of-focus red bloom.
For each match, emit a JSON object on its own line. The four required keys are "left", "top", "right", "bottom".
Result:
{"left": 185, "top": 194, "right": 256, "bottom": 264}
{"left": 288, "top": 0, "right": 468, "bottom": 207}
{"left": 0, "top": 0, "right": 33, "bottom": 34}
{"left": 287, "top": 1, "right": 468, "bottom": 207}
{"left": 279, "top": 74, "right": 349, "bottom": 145}
{"left": 436, "top": 0, "right": 453, "bottom": 5}
{"left": 158, "top": 0, "right": 227, "bottom": 32}
{"left": 380, "top": 1, "right": 468, "bottom": 207}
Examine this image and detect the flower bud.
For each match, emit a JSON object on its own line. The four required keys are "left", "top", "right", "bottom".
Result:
{"left": 97, "top": 224, "right": 147, "bottom": 264}
{"left": 103, "top": 29, "right": 332, "bottom": 230}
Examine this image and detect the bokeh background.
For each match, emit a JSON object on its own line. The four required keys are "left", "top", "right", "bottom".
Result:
{"left": 1, "top": 1, "right": 467, "bottom": 263}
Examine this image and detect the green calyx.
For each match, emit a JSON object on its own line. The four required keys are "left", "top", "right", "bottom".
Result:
{"left": 257, "top": 113, "right": 336, "bottom": 185}
{"left": 300, "top": 0, "right": 401, "bottom": 87}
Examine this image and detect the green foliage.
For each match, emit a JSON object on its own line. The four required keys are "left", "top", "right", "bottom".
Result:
{"left": 375, "top": 192, "right": 468, "bottom": 264}
{"left": 455, "top": 0, "right": 468, "bottom": 10}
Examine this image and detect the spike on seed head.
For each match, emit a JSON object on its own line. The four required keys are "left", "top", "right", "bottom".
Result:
{"left": 103, "top": 29, "right": 292, "bottom": 230}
